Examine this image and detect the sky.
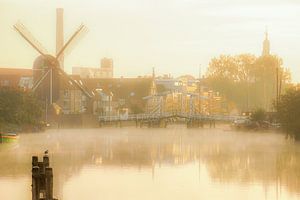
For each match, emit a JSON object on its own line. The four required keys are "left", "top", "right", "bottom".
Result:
{"left": 1, "top": 0, "right": 300, "bottom": 82}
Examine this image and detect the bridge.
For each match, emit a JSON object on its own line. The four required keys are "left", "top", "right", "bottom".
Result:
{"left": 98, "top": 91, "right": 247, "bottom": 128}
{"left": 98, "top": 112, "right": 247, "bottom": 128}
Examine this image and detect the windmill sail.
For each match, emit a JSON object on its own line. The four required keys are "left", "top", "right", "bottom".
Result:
{"left": 56, "top": 24, "right": 87, "bottom": 60}
{"left": 13, "top": 22, "right": 48, "bottom": 56}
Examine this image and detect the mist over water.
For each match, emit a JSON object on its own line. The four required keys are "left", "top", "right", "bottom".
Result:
{"left": 0, "top": 126, "right": 300, "bottom": 200}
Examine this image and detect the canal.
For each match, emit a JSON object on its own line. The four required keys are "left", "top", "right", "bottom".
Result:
{"left": 0, "top": 125, "right": 300, "bottom": 200}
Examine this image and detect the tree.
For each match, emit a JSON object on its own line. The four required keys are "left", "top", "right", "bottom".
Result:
{"left": 206, "top": 54, "right": 256, "bottom": 110}
{"left": 206, "top": 54, "right": 290, "bottom": 112}
{"left": 251, "top": 108, "right": 266, "bottom": 122}
{"left": 277, "top": 87, "right": 300, "bottom": 140}
{"left": 0, "top": 88, "right": 43, "bottom": 131}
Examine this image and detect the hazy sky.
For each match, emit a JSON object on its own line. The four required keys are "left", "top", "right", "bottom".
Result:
{"left": 1, "top": 0, "right": 300, "bottom": 81}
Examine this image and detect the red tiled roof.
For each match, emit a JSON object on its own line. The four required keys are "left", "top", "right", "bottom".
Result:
{"left": 0, "top": 68, "right": 32, "bottom": 76}
{"left": 82, "top": 78, "right": 153, "bottom": 99}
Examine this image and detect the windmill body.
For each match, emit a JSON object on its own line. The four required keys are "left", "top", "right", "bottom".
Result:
{"left": 33, "top": 55, "right": 60, "bottom": 104}
{"left": 14, "top": 19, "right": 91, "bottom": 116}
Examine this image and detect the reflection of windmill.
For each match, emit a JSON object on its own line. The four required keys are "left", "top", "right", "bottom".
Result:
{"left": 14, "top": 22, "right": 92, "bottom": 106}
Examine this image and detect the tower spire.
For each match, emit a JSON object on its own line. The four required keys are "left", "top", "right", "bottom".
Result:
{"left": 152, "top": 67, "right": 155, "bottom": 78}
{"left": 262, "top": 27, "right": 270, "bottom": 57}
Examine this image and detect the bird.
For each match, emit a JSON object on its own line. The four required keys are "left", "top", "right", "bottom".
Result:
{"left": 44, "top": 150, "right": 48, "bottom": 155}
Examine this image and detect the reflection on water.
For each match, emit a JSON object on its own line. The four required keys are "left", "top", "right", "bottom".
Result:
{"left": 0, "top": 126, "right": 300, "bottom": 200}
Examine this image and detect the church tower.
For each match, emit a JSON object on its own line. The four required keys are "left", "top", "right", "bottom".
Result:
{"left": 262, "top": 30, "right": 270, "bottom": 56}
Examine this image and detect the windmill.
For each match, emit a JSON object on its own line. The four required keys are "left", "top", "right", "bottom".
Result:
{"left": 14, "top": 22, "right": 92, "bottom": 107}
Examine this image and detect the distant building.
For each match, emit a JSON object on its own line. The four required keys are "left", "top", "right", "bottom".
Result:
{"left": 72, "top": 57, "right": 114, "bottom": 79}
{"left": 100, "top": 57, "right": 113, "bottom": 78}
{"left": 80, "top": 77, "right": 156, "bottom": 115}
{"left": 57, "top": 75, "right": 90, "bottom": 114}
{"left": 177, "top": 75, "right": 198, "bottom": 93}
{"left": 72, "top": 67, "right": 101, "bottom": 78}
{"left": 262, "top": 30, "right": 270, "bottom": 56}
{"left": 0, "top": 68, "right": 33, "bottom": 89}
{"left": 155, "top": 78, "right": 184, "bottom": 93}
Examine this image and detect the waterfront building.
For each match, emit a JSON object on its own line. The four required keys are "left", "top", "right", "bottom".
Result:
{"left": 82, "top": 77, "right": 157, "bottom": 115}
{"left": 0, "top": 68, "right": 33, "bottom": 89}
{"left": 57, "top": 75, "right": 89, "bottom": 114}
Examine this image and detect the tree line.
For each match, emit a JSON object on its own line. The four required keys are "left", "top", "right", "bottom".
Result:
{"left": 0, "top": 87, "right": 43, "bottom": 132}
{"left": 205, "top": 54, "right": 291, "bottom": 112}
{"left": 277, "top": 87, "right": 300, "bottom": 140}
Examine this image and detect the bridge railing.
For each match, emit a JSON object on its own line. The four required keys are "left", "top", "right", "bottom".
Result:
{"left": 98, "top": 113, "right": 247, "bottom": 122}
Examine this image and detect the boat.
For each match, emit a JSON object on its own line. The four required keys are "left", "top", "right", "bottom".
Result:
{"left": 0, "top": 132, "right": 18, "bottom": 143}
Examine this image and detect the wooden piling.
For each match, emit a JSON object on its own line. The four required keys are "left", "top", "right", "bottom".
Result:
{"left": 32, "top": 154, "right": 58, "bottom": 200}
{"left": 32, "top": 166, "right": 39, "bottom": 200}
{"left": 45, "top": 167, "right": 53, "bottom": 200}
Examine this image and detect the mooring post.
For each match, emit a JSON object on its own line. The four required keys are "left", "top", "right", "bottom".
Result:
{"left": 43, "top": 155, "right": 49, "bottom": 168}
{"left": 32, "top": 156, "right": 38, "bottom": 167}
{"left": 45, "top": 167, "right": 53, "bottom": 200}
{"left": 32, "top": 153, "right": 58, "bottom": 200}
{"left": 32, "top": 166, "right": 39, "bottom": 200}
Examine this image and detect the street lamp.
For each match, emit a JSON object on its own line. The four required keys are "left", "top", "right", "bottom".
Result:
{"left": 109, "top": 92, "right": 113, "bottom": 116}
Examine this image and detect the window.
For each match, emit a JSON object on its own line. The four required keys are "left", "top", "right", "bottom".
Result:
{"left": 1, "top": 80, "right": 9, "bottom": 86}
{"left": 64, "top": 90, "right": 69, "bottom": 98}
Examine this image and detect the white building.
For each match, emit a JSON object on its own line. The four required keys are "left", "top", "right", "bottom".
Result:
{"left": 72, "top": 57, "right": 114, "bottom": 79}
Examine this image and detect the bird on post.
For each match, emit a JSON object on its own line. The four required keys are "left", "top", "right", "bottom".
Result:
{"left": 44, "top": 150, "right": 49, "bottom": 155}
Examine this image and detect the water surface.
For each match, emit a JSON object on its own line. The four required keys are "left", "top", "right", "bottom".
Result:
{"left": 0, "top": 126, "right": 300, "bottom": 200}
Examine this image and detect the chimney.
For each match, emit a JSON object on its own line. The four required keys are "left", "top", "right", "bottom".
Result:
{"left": 56, "top": 8, "right": 64, "bottom": 70}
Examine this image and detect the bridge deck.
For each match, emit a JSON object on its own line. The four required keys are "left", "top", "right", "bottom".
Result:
{"left": 98, "top": 113, "right": 247, "bottom": 122}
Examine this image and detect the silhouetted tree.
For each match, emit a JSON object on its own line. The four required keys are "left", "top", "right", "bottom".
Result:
{"left": 251, "top": 108, "right": 266, "bottom": 122}
{"left": 0, "top": 88, "right": 43, "bottom": 131}
{"left": 206, "top": 54, "right": 290, "bottom": 111}
{"left": 277, "top": 87, "right": 300, "bottom": 140}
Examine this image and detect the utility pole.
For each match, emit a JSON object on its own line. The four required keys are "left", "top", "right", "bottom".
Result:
{"left": 50, "top": 68, "right": 53, "bottom": 105}
{"left": 276, "top": 66, "right": 279, "bottom": 109}
{"left": 198, "top": 65, "right": 201, "bottom": 114}
{"left": 45, "top": 98, "right": 48, "bottom": 123}
{"left": 263, "top": 65, "right": 267, "bottom": 110}
{"left": 279, "top": 69, "right": 282, "bottom": 98}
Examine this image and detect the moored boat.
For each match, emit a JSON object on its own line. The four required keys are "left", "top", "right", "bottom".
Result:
{"left": 0, "top": 132, "right": 18, "bottom": 143}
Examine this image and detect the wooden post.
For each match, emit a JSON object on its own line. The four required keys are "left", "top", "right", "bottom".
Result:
{"left": 45, "top": 167, "right": 53, "bottom": 200}
{"left": 43, "top": 155, "right": 49, "bottom": 168}
{"left": 32, "top": 154, "right": 58, "bottom": 200}
{"left": 32, "top": 166, "right": 39, "bottom": 200}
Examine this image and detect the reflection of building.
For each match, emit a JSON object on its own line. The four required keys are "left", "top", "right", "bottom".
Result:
{"left": 2, "top": 129, "right": 300, "bottom": 198}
